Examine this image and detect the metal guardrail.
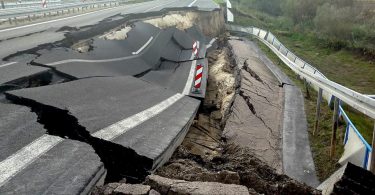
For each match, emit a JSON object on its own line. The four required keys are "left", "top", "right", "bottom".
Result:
{"left": 1, "top": 0, "right": 63, "bottom": 9}
{"left": 340, "top": 106, "right": 372, "bottom": 169}
{"left": 0, "top": 0, "right": 121, "bottom": 19}
{"left": 226, "top": 24, "right": 375, "bottom": 120}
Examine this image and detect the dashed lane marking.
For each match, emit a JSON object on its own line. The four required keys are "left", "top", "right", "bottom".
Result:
{"left": 0, "top": 62, "right": 17, "bottom": 68}
{"left": 188, "top": 0, "right": 198, "bottom": 7}
{"left": 132, "top": 36, "right": 153, "bottom": 55}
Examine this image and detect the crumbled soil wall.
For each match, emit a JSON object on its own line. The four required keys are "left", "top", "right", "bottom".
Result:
{"left": 143, "top": 9, "right": 225, "bottom": 37}
{"left": 179, "top": 39, "right": 237, "bottom": 162}
{"left": 99, "top": 26, "right": 132, "bottom": 40}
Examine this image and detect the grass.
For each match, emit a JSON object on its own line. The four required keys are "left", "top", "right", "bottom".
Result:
{"left": 212, "top": 0, "right": 225, "bottom": 5}
{"left": 255, "top": 38, "right": 345, "bottom": 181}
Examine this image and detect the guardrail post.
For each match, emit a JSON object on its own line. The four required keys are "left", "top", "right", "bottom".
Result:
{"left": 304, "top": 78, "right": 310, "bottom": 99}
{"left": 330, "top": 96, "right": 340, "bottom": 159}
{"left": 313, "top": 88, "right": 323, "bottom": 136}
{"left": 370, "top": 121, "right": 375, "bottom": 173}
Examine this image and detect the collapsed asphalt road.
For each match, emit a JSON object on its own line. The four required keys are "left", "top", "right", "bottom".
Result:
{"left": 0, "top": 0, "right": 219, "bottom": 88}
{"left": 0, "top": 5, "right": 223, "bottom": 194}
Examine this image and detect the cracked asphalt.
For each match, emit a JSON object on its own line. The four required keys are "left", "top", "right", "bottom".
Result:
{"left": 223, "top": 38, "right": 283, "bottom": 173}
{"left": 0, "top": 1, "right": 220, "bottom": 193}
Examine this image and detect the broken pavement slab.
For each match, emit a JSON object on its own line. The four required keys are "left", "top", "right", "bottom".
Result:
{"left": 145, "top": 175, "right": 251, "bottom": 195}
{"left": 5, "top": 76, "right": 200, "bottom": 180}
{"left": 140, "top": 58, "right": 208, "bottom": 98}
{"left": 0, "top": 60, "right": 48, "bottom": 87}
{"left": 0, "top": 103, "right": 105, "bottom": 194}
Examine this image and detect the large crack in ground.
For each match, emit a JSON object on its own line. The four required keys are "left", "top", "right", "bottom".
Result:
{"left": 4, "top": 92, "right": 153, "bottom": 184}
{"left": 131, "top": 37, "right": 320, "bottom": 195}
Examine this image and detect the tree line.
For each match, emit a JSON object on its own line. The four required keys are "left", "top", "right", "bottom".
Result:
{"left": 234, "top": 0, "right": 375, "bottom": 56}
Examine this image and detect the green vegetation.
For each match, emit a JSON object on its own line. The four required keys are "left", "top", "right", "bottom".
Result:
{"left": 230, "top": 0, "right": 375, "bottom": 180}
{"left": 212, "top": 0, "right": 225, "bottom": 5}
{"left": 232, "top": 0, "right": 375, "bottom": 57}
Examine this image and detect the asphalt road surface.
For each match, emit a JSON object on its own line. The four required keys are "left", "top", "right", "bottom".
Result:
{"left": 0, "top": 0, "right": 217, "bottom": 194}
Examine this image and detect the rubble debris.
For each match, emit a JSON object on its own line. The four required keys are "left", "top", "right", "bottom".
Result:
{"left": 145, "top": 175, "right": 251, "bottom": 195}
{"left": 318, "top": 163, "right": 375, "bottom": 195}
{"left": 156, "top": 159, "right": 240, "bottom": 184}
{"left": 113, "top": 184, "right": 151, "bottom": 195}
{"left": 91, "top": 183, "right": 121, "bottom": 195}
{"left": 71, "top": 39, "right": 94, "bottom": 53}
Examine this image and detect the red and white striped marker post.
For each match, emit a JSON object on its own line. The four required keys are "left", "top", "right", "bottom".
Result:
{"left": 192, "top": 64, "right": 203, "bottom": 94}
{"left": 192, "top": 41, "right": 199, "bottom": 59}
{"left": 41, "top": 0, "right": 47, "bottom": 8}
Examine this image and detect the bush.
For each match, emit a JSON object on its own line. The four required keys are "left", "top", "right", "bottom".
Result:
{"left": 314, "top": 3, "right": 356, "bottom": 48}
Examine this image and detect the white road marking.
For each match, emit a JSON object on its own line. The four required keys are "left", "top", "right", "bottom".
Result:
{"left": 46, "top": 55, "right": 137, "bottom": 66}
{"left": 0, "top": 6, "right": 121, "bottom": 33}
{"left": 0, "top": 62, "right": 17, "bottom": 68}
{"left": 206, "top": 38, "right": 217, "bottom": 49}
{"left": 93, "top": 93, "right": 184, "bottom": 141}
{"left": 0, "top": 135, "right": 63, "bottom": 187}
{"left": 182, "top": 60, "right": 197, "bottom": 95}
{"left": 144, "top": 0, "right": 178, "bottom": 12}
{"left": 188, "top": 0, "right": 198, "bottom": 7}
{"left": 132, "top": 36, "right": 153, "bottom": 55}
